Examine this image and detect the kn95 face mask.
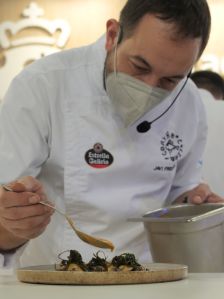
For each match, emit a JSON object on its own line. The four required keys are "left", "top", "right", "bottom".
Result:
{"left": 106, "top": 71, "right": 170, "bottom": 127}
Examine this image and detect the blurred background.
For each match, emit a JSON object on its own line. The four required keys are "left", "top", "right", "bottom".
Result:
{"left": 0, "top": 0, "right": 223, "bottom": 100}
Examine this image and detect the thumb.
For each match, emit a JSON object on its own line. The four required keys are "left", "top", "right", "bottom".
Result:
{"left": 8, "top": 176, "right": 41, "bottom": 193}
{"left": 7, "top": 181, "right": 26, "bottom": 192}
{"left": 189, "top": 195, "right": 204, "bottom": 204}
{"left": 188, "top": 183, "right": 211, "bottom": 205}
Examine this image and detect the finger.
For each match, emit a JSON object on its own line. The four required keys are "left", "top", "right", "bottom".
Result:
{"left": 189, "top": 195, "right": 204, "bottom": 204}
{"left": 1, "top": 203, "right": 54, "bottom": 220}
{"left": 1, "top": 211, "right": 53, "bottom": 231}
{"left": 6, "top": 182, "right": 26, "bottom": 192}
{"left": 6, "top": 216, "right": 52, "bottom": 240}
{"left": 7, "top": 176, "right": 43, "bottom": 193}
{"left": 0, "top": 191, "right": 41, "bottom": 208}
{"left": 188, "top": 183, "right": 212, "bottom": 204}
{"left": 206, "top": 194, "right": 224, "bottom": 203}
{"left": 17, "top": 176, "right": 43, "bottom": 192}
{"left": 195, "top": 183, "right": 211, "bottom": 198}
{"left": 11, "top": 181, "right": 48, "bottom": 203}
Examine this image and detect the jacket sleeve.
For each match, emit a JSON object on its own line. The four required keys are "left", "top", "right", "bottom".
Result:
{"left": 0, "top": 71, "right": 51, "bottom": 268}
{"left": 166, "top": 92, "right": 208, "bottom": 204}
{"left": 0, "top": 72, "right": 51, "bottom": 184}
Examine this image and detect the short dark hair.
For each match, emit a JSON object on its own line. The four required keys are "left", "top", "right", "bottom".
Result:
{"left": 119, "top": 0, "right": 211, "bottom": 57}
{"left": 191, "top": 70, "right": 224, "bottom": 99}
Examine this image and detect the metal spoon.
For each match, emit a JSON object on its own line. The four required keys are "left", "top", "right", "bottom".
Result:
{"left": 2, "top": 184, "right": 115, "bottom": 251}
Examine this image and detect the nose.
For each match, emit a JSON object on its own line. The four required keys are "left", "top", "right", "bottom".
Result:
{"left": 141, "top": 74, "right": 161, "bottom": 88}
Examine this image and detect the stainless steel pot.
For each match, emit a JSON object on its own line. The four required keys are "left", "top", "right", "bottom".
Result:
{"left": 133, "top": 203, "right": 224, "bottom": 272}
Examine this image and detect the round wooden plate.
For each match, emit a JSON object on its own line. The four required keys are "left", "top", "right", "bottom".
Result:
{"left": 17, "top": 263, "right": 188, "bottom": 285}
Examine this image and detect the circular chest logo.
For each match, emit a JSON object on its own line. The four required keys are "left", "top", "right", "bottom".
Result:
{"left": 160, "top": 131, "right": 183, "bottom": 162}
{"left": 85, "top": 143, "right": 114, "bottom": 169}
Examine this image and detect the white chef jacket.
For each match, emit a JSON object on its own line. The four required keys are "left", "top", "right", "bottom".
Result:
{"left": 0, "top": 35, "right": 207, "bottom": 268}
{"left": 199, "top": 88, "right": 224, "bottom": 197}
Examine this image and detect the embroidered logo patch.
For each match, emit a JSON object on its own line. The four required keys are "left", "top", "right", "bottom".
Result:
{"left": 85, "top": 143, "right": 114, "bottom": 169}
{"left": 160, "top": 131, "right": 183, "bottom": 162}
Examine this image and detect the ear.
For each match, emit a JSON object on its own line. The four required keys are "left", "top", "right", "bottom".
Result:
{"left": 105, "top": 19, "right": 120, "bottom": 51}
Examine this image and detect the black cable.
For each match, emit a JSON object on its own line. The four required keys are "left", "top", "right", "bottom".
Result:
{"left": 137, "top": 77, "right": 189, "bottom": 133}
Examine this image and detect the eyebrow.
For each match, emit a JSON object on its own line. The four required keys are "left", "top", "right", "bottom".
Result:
{"left": 130, "top": 55, "right": 186, "bottom": 79}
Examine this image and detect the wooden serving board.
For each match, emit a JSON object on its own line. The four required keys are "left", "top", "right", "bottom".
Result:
{"left": 17, "top": 263, "right": 188, "bottom": 285}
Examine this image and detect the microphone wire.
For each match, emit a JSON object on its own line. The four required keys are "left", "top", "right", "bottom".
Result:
{"left": 136, "top": 77, "right": 189, "bottom": 133}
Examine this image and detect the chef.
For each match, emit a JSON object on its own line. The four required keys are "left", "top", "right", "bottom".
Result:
{"left": 0, "top": 0, "right": 223, "bottom": 269}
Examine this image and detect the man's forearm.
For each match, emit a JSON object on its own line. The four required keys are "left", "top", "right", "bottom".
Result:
{"left": 0, "top": 223, "right": 27, "bottom": 252}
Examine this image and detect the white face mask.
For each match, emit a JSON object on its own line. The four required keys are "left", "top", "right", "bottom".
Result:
{"left": 105, "top": 38, "right": 170, "bottom": 127}
{"left": 106, "top": 72, "right": 170, "bottom": 127}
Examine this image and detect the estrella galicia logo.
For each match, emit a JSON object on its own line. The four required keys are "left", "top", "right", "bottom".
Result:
{"left": 85, "top": 143, "right": 113, "bottom": 169}
{"left": 160, "top": 131, "right": 183, "bottom": 162}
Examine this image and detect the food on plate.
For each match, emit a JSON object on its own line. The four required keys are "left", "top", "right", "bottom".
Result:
{"left": 55, "top": 250, "right": 148, "bottom": 272}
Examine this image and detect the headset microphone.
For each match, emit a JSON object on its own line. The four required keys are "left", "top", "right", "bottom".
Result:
{"left": 136, "top": 121, "right": 152, "bottom": 133}
{"left": 136, "top": 75, "right": 190, "bottom": 133}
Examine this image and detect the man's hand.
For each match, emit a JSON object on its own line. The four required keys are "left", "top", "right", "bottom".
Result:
{"left": 0, "top": 176, "right": 54, "bottom": 251}
{"left": 173, "top": 183, "right": 224, "bottom": 205}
